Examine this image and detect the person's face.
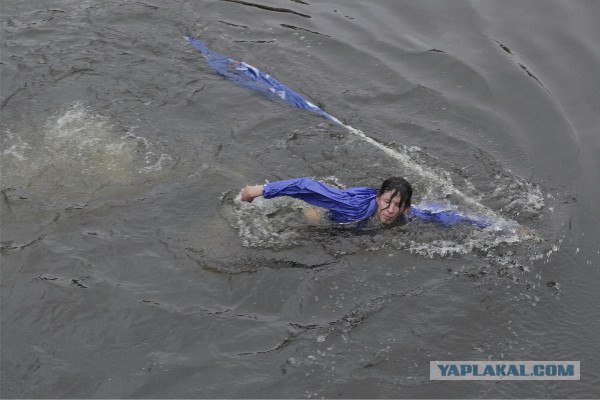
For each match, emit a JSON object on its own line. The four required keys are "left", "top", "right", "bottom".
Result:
{"left": 376, "top": 190, "right": 404, "bottom": 225}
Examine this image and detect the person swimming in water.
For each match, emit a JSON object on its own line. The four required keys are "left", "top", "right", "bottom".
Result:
{"left": 239, "top": 176, "right": 530, "bottom": 232}
{"left": 240, "top": 177, "right": 413, "bottom": 225}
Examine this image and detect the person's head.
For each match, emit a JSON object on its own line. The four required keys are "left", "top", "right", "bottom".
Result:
{"left": 375, "top": 177, "right": 412, "bottom": 225}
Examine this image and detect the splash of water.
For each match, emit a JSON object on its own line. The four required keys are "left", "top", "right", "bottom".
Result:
{"left": 1, "top": 102, "right": 172, "bottom": 204}
{"left": 341, "top": 123, "right": 545, "bottom": 220}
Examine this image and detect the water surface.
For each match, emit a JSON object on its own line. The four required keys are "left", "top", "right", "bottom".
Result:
{"left": 2, "top": 0, "right": 599, "bottom": 398}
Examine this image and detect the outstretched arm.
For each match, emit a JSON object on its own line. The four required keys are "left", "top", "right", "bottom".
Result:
{"left": 240, "top": 184, "right": 264, "bottom": 202}
{"left": 240, "top": 178, "right": 377, "bottom": 223}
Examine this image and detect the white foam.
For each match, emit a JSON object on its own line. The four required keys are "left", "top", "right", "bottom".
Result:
{"left": 233, "top": 191, "right": 319, "bottom": 249}
{"left": 1, "top": 130, "right": 31, "bottom": 161}
{"left": 2, "top": 143, "right": 30, "bottom": 161}
{"left": 1, "top": 102, "right": 172, "bottom": 201}
{"left": 141, "top": 153, "right": 174, "bottom": 172}
{"left": 400, "top": 228, "right": 523, "bottom": 258}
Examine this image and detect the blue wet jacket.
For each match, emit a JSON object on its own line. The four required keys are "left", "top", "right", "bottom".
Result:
{"left": 263, "top": 178, "right": 494, "bottom": 228}
{"left": 264, "top": 178, "right": 377, "bottom": 223}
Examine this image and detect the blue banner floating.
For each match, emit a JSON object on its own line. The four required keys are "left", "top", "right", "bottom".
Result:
{"left": 185, "top": 36, "right": 341, "bottom": 124}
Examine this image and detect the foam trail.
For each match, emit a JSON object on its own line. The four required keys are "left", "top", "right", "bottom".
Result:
{"left": 186, "top": 37, "right": 507, "bottom": 222}
{"left": 341, "top": 124, "right": 498, "bottom": 218}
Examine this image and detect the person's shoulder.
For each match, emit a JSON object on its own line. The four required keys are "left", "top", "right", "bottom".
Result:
{"left": 346, "top": 186, "right": 377, "bottom": 195}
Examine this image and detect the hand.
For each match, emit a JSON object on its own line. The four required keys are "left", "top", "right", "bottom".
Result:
{"left": 303, "top": 207, "right": 323, "bottom": 222}
{"left": 240, "top": 184, "right": 264, "bottom": 202}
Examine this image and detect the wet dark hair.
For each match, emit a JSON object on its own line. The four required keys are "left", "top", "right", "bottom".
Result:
{"left": 378, "top": 176, "right": 413, "bottom": 212}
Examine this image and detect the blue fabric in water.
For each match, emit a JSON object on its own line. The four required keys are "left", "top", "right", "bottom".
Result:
{"left": 410, "top": 204, "right": 494, "bottom": 229}
{"left": 263, "top": 178, "right": 378, "bottom": 223}
{"left": 185, "top": 36, "right": 340, "bottom": 124}
{"left": 263, "top": 178, "right": 494, "bottom": 227}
